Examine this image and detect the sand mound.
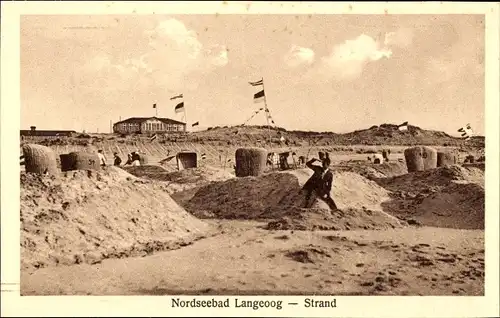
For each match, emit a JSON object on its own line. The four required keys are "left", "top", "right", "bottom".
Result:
{"left": 338, "top": 161, "right": 408, "bottom": 180}
{"left": 377, "top": 165, "right": 485, "bottom": 229}
{"left": 122, "top": 165, "right": 235, "bottom": 194}
{"left": 21, "top": 167, "right": 211, "bottom": 272}
{"left": 184, "top": 169, "right": 403, "bottom": 230}
{"left": 414, "top": 182, "right": 484, "bottom": 229}
{"left": 186, "top": 169, "right": 391, "bottom": 219}
{"left": 266, "top": 207, "right": 404, "bottom": 231}
{"left": 284, "top": 245, "right": 334, "bottom": 264}
{"left": 377, "top": 165, "right": 484, "bottom": 193}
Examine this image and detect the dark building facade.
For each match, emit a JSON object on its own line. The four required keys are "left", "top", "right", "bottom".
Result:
{"left": 20, "top": 126, "right": 77, "bottom": 138}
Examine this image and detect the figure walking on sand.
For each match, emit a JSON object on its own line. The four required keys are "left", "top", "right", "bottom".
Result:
{"left": 97, "top": 150, "right": 107, "bottom": 167}
{"left": 302, "top": 154, "right": 338, "bottom": 211}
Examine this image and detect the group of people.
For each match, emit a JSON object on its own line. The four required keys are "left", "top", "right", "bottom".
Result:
{"left": 96, "top": 150, "right": 142, "bottom": 167}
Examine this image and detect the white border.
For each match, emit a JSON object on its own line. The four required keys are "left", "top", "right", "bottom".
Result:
{"left": 2, "top": 2, "right": 499, "bottom": 317}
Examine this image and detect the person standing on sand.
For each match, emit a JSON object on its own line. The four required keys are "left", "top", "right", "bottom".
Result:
{"left": 302, "top": 155, "right": 338, "bottom": 211}
{"left": 131, "top": 151, "right": 141, "bottom": 166}
{"left": 97, "top": 150, "right": 107, "bottom": 167}
{"left": 124, "top": 153, "right": 133, "bottom": 166}
{"left": 113, "top": 152, "right": 122, "bottom": 166}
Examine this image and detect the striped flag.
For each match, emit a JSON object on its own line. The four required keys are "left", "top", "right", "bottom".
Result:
{"left": 170, "top": 94, "right": 183, "bottom": 100}
{"left": 398, "top": 121, "right": 409, "bottom": 131}
{"left": 150, "top": 133, "right": 157, "bottom": 141}
{"left": 249, "top": 79, "right": 263, "bottom": 86}
{"left": 201, "top": 153, "right": 206, "bottom": 160}
{"left": 458, "top": 124, "right": 473, "bottom": 140}
{"left": 192, "top": 122, "right": 199, "bottom": 127}
{"left": 254, "top": 90, "right": 265, "bottom": 103}
{"left": 175, "top": 102, "right": 185, "bottom": 113}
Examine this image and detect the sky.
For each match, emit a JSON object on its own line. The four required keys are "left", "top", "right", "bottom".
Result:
{"left": 20, "top": 14, "right": 485, "bottom": 136}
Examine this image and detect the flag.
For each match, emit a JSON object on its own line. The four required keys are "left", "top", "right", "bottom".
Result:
{"left": 201, "top": 153, "right": 206, "bottom": 160}
{"left": 398, "top": 121, "right": 409, "bottom": 131}
{"left": 170, "top": 94, "right": 183, "bottom": 100}
{"left": 150, "top": 133, "right": 157, "bottom": 141}
{"left": 192, "top": 122, "right": 199, "bottom": 127}
{"left": 254, "top": 90, "right": 265, "bottom": 103}
{"left": 458, "top": 123, "right": 473, "bottom": 140}
{"left": 153, "top": 103, "right": 157, "bottom": 108}
{"left": 249, "top": 79, "right": 263, "bottom": 86}
{"left": 175, "top": 102, "right": 185, "bottom": 113}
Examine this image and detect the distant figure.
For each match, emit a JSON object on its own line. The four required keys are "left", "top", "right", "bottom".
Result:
{"left": 113, "top": 152, "right": 122, "bottom": 166}
{"left": 131, "top": 151, "right": 141, "bottom": 166}
{"left": 382, "top": 149, "right": 388, "bottom": 162}
{"left": 302, "top": 156, "right": 338, "bottom": 211}
{"left": 298, "top": 156, "right": 306, "bottom": 166}
{"left": 97, "top": 150, "right": 107, "bottom": 167}
{"left": 279, "top": 152, "right": 290, "bottom": 170}
{"left": 125, "top": 153, "right": 133, "bottom": 166}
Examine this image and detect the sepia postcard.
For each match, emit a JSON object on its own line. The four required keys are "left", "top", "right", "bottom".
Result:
{"left": 1, "top": 1, "right": 499, "bottom": 317}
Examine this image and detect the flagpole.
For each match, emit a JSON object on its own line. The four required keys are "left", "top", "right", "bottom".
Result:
{"left": 261, "top": 77, "right": 272, "bottom": 144}
{"left": 183, "top": 99, "right": 188, "bottom": 132}
{"left": 155, "top": 105, "right": 158, "bottom": 117}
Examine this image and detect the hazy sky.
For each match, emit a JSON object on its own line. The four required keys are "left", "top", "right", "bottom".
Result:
{"left": 20, "top": 14, "right": 485, "bottom": 135}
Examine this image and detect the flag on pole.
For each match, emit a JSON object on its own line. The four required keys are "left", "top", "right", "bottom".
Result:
{"left": 398, "top": 121, "right": 409, "bottom": 131}
{"left": 249, "top": 79, "right": 263, "bottom": 86}
{"left": 170, "top": 94, "right": 183, "bottom": 100}
{"left": 150, "top": 133, "right": 158, "bottom": 141}
{"left": 254, "top": 90, "right": 265, "bottom": 103}
{"left": 175, "top": 102, "right": 185, "bottom": 113}
{"left": 192, "top": 121, "right": 199, "bottom": 127}
{"left": 153, "top": 103, "right": 157, "bottom": 108}
{"left": 458, "top": 123, "right": 474, "bottom": 140}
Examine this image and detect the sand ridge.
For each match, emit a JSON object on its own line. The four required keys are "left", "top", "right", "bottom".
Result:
{"left": 20, "top": 161, "right": 485, "bottom": 296}
{"left": 21, "top": 167, "right": 212, "bottom": 272}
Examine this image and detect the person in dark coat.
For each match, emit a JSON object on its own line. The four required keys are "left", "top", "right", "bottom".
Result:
{"left": 302, "top": 155, "right": 338, "bottom": 211}
{"left": 113, "top": 152, "right": 122, "bottom": 166}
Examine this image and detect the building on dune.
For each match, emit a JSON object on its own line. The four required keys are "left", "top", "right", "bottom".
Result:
{"left": 20, "top": 126, "right": 77, "bottom": 138}
{"left": 112, "top": 117, "right": 186, "bottom": 134}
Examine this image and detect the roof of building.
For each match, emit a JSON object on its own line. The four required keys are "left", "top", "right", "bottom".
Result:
{"left": 114, "top": 117, "right": 186, "bottom": 126}
{"left": 20, "top": 130, "right": 77, "bottom": 136}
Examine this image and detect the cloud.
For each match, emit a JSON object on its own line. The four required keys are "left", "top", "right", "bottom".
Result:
{"left": 384, "top": 28, "right": 414, "bottom": 48}
{"left": 80, "top": 18, "right": 228, "bottom": 92}
{"left": 317, "top": 34, "right": 392, "bottom": 81}
{"left": 284, "top": 45, "right": 315, "bottom": 68}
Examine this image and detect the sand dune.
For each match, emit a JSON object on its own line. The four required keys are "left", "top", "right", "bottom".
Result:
{"left": 20, "top": 161, "right": 485, "bottom": 296}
